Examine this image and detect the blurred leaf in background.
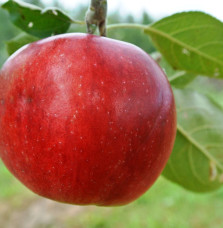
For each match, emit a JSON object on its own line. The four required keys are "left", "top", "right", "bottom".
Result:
{"left": 0, "top": 8, "right": 19, "bottom": 67}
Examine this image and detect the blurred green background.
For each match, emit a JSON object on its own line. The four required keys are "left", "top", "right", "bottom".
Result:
{"left": 1, "top": 162, "right": 223, "bottom": 228}
{"left": 1, "top": 1, "right": 223, "bottom": 228}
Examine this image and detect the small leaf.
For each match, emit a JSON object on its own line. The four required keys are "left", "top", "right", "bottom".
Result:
{"left": 151, "top": 52, "right": 197, "bottom": 88}
{"left": 168, "top": 71, "right": 197, "bottom": 88}
{"left": 2, "top": 0, "right": 73, "bottom": 38}
{"left": 6, "top": 33, "right": 39, "bottom": 55}
{"left": 163, "top": 89, "right": 223, "bottom": 192}
{"left": 145, "top": 12, "right": 223, "bottom": 79}
{"left": 160, "top": 55, "right": 197, "bottom": 88}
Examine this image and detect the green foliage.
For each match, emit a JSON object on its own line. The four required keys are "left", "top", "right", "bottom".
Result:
{"left": 169, "top": 71, "right": 197, "bottom": 89}
{"left": 6, "top": 33, "right": 38, "bottom": 55}
{"left": 145, "top": 12, "right": 223, "bottom": 78}
{"left": 1, "top": 1, "right": 155, "bottom": 55}
{"left": 151, "top": 53, "right": 197, "bottom": 88}
{"left": 188, "top": 76, "right": 223, "bottom": 108}
{"left": 147, "top": 12, "right": 223, "bottom": 192}
{"left": 163, "top": 89, "right": 223, "bottom": 192}
{"left": 0, "top": 8, "right": 19, "bottom": 66}
{"left": 2, "top": 0, "right": 73, "bottom": 38}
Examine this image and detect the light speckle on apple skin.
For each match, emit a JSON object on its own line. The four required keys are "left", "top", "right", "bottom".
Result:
{"left": 0, "top": 33, "right": 176, "bottom": 206}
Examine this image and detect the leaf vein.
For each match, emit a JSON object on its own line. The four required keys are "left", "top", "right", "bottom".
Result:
{"left": 177, "top": 124, "right": 223, "bottom": 171}
{"left": 188, "top": 144, "right": 206, "bottom": 185}
{"left": 146, "top": 27, "right": 223, "bottom": 67}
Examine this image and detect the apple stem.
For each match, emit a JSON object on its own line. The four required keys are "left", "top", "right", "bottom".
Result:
{"left": 85, "top": 0, "right": 107, "bottom": 36}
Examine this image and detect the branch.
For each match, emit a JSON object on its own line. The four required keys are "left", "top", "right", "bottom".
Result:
{"left": 85, "top": 0, "right": 107, "bottom": 36}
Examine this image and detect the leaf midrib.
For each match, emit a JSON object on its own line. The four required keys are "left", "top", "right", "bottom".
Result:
{"left": 145, "top": 26, "right": 223, "bottom": 67}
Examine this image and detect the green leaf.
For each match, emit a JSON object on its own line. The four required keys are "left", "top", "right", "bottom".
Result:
{"left": 160, "top": 55, "right": 197, "bottom": 88}
{"left": 151, "top": 52, "right": 197, "bottom": 88}
{"left": 163, "top": 89, "right": 223, "bottom": 192}
{"left": 145, "top": 12, "right": 223, "bottom": 79}
{"left": 6, "top": 32, "right": 39, "bottom": 55}
{"left": 187, "top": 76, "right": 223, "bottom": 109}
{"left": 168, "top": 71, "right": 197, "bottom": 89}
{"left": 2, "top": 0, "right": 73, "bottom": 38}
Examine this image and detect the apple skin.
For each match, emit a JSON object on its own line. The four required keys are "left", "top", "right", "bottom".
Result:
{"left": 0, "top": 33, "right": 176, "bottom": 206}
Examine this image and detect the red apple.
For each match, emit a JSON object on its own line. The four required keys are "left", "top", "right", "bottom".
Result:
{"left": 0, "top": 33, "right": 176, "bottom": 206}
